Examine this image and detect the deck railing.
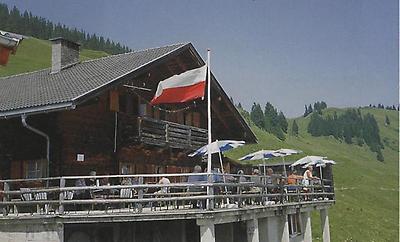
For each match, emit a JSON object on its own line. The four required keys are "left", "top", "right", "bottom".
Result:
{"left": 0, "top": 173, "right": 334, "bottom": 217}
{"left": 119, "top": 114, "right": 208, "bottom": 149}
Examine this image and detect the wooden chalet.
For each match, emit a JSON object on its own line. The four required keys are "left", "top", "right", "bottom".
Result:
{"left": 0, "top": 38, "right": 257, "bottom": 180}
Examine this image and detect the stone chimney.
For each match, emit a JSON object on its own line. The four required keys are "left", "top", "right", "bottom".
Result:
{"left": 49, "top": 37, "right": 80, "bottom": 73}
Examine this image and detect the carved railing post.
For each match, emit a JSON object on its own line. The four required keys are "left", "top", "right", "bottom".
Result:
{"left": 137, "top": 176, "right": 144, "bottom": 212}
{"left": 2, "top": 182, "right": 9, "bottom": 216}
{"left": 188, "top": 128, "right": 192, "bottom": 147}
{"left": 58, "top": 178, "right": 65, "bottom": 214}
{"left": 165, "top": 123, "right": 169, "bottom": 143}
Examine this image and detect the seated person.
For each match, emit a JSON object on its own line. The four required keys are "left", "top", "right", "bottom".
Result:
{"left": 188, "top": 165, "right": 206, "bottom": 191}
{"left": 287, "top": 170, "right": 302, "bottom": 185}
{"left": 250, "top": 169, "right": 262, "bottom": 193}
{"left": 155, "top": 176, "right": 171, "bottom": 194}
{"left": 74, "top": 178, "right": 89, "bottom": 199}
{"left": 87, "top": 170, "right": 99, "bottom": 186}
{"left": 187, "top": 165, "right": 206, "bottom": 208}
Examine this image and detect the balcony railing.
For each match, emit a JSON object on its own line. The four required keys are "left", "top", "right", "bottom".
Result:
{"left": 119, "top": 114, "right": 208, "bottom": 150}
{"left": 0, "top": 173, "right": 335, "bottom": 217}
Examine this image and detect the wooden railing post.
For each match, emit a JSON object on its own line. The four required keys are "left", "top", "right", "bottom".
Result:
{"left": 188, "top": 128, "right": 192, "bottom": 147}
{"left": 138, "top": 117, "right": 142, "bottom": 140}
{"left": 207, "top": 173, "right": 214, "bottom": 210}
{"left": 2, "top": 182, "right": 9, "bottom": 216}
{"left": 165, "top": 123, "right": 169, "bottom": 143}
{"left": 137, "top": 176, "right": 144, "bottom": 212}
{"left": 58, "top": 178, "right": 65, "bottom": 214}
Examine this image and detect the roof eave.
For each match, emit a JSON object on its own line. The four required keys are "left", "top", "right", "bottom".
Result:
{"left": 0, "top": 102, "right": 75, "bottom": 119}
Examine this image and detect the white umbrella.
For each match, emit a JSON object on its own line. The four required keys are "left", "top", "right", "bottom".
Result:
{"left": 290, "top": 155, "right": 327, "bottom": 168}
{"left": 274, "top": 148, "right": 302, "bottom": 177}
{"left": 189, "top": 140, "right": 245, "bottom": 157}
{"left": 239, "top": 150, "right": 281, "bottom": 175}
{"left": 302, "top": 159, "right": 336, "bottom": 180}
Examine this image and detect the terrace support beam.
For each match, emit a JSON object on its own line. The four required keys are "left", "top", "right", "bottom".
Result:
{"left": 302, "top": 211, "right": 312, "bottom": 242}
{"left": 320, "top": 208, "right": 331, "bottom": 242}
{"left": 199, "top": 220, "right": 215, "bottom": 242}
{"left": 246, "top": 218, "right": 260, "bottom": 242}
{"left": 281, "top": 214, "right": 290, "bottom": 242}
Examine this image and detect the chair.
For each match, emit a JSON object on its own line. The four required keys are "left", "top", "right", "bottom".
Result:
{"left": 19, "top": 188, "right": 34, "bottom": 214}
{"left": 34, "top": 191, "right": 48, "bottom": 214}
{"left": 62, "top": 191, "right": 74, "bottom": 213}
{"left": 120, "top": 188, "right": 133, "bottom": 211}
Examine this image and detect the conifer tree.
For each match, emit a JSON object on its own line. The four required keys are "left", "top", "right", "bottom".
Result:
{"left": 291, "top": 120, "right": 299, "bottom": 136}
{"left": 277, "top": 111, "right": 288, "bottom": 133}
{"left": 304, "top": 105, "right": 308, "bottom": 117}
{"left": 250, "top": 103, "right": 264, "bottom": 129}
{"left": 308, "top": 104, "right": 313, "bottom": 114}
{"left": 0, "top": 3, "right": 131, "bottom": 54}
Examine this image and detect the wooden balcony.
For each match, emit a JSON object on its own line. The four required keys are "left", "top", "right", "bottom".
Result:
{"left": 119, "top": 114, "right": 208, "bottom": 150}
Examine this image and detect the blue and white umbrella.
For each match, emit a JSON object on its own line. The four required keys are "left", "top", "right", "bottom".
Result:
{"left": 239, "top": 150, "right": 280, "bottom": 161}
{"left": 274, "top": 148, "right": 302, "bottom": 177}
{"left": 239, "top": 150, "right": 281, "bottom": 175}
{"left": 189, "top": 140, "right": 245, "bottom": 157}
{"left": 290, "top": 156, "right": 327, "bottom": 167}
{"left": 189, "top": 140, "right": 245, "bottom": 204}
{"left": 275, "top": 148, "right": 302, "bottom": 156}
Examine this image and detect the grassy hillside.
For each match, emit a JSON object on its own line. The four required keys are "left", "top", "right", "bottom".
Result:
{"left": 228, "top": 107, "right": 399, "bottom": 241}
{"left": 0, "top": 38, "right": 108, "bottom": 77}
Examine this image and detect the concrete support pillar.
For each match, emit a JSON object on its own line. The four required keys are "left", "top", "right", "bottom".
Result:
{"left": 258, "top": 218, "right": 268, "bottom": 242}
{"left": 281, "top": 215, "right": 290, "bottom": 242}
{"left": 200, "top": 222, "right": 215, "bottom": 242}
{"left": 320, "top": 209, "right": 331, "bottom": 242}
{"left": 180, "top": 220, "right": 186, "bottom": 242}
{"left": 246, "top": 218, "right": 260, "bottom": 242}
{"left": 266, "top": 216, "right": 280, "bottom": 242}
{"left": 217, "top": 223, "right": 234, "bottom": 242}
{"left": 131, "top": 223, "right": 136, "bottom": 242}
{"left": 302, "top": 212, "right": 312, "bottom": 242}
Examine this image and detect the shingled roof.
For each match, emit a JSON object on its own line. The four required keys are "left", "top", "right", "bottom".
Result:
{"left": 0, "top": 43, "right": 186, "bottom": 118}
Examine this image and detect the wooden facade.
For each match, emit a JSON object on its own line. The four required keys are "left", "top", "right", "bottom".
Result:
{"left": 0, "top": 42, "right": 256, "bottom": 180}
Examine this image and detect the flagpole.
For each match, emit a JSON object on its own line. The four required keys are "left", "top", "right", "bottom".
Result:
{"left": 206, "top": 49, "right": 213, "bottom": 210}
{"left": 207, "top": 49, "right": 212, "bottom": 173}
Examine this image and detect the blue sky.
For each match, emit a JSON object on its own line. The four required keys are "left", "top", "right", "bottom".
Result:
{"left": 2, "top": 0, "right": 398, "bottom": 117}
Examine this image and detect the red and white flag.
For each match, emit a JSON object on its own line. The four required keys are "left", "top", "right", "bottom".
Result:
{"left": 150, "top": 65, "right": 207, "bottom": 105}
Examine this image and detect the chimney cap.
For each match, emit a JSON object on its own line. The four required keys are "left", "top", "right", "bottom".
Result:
{"left": 49, "top": 37, "right": 81, "bottom": 46}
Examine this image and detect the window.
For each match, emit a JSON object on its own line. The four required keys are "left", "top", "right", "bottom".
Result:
{"left": 288, "top": 213, "right": 302, "bottom": 237}
{"left": 25, "top": 160, "right": 46, "bottom": 179}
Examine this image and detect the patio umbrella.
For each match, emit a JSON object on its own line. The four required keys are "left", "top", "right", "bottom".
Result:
{"left": 302, "top": 159, "right": 336, "bottom": 180}
{"left": 189, "top": 140, "right": 245, "bottom": 157}
{"left": 189, "top": 140, "right": 245, "bottom": 176}
{"left": 239, "top": 150, "right": 280, "bottom": 175}
{"left": 189, "top": 140, "right": 245, "bottom": 204}
{"left": 274, "top": 148, "right": 302, "bottom": 177}
{"left": 290, "top": 155, "right": 327, "bottom": 168}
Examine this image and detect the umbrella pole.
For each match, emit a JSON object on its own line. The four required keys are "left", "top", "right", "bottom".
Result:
{"left": 282, "top": 156, "right": 287, "bottom": 178}
{"left": 320, "top": 166, "right": 323, "bottom": 180}
{"left": 218, "top": 151, "right": 229, "bottom": 204}
{"left": 263, "top": 158, "right": 266, "bottom": 176}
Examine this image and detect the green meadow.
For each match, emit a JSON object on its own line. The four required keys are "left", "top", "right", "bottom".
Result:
{"left": 228, "top": 107, "right": 399, "bottom": 241}
{"left": 0, "top": 38, "right": 108, "bottom": 77}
